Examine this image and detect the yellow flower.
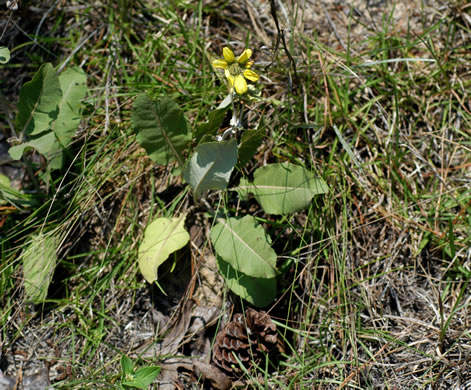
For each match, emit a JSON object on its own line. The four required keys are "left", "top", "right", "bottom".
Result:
{"left": 212, "top": 47, "right": 260, "bottom": 95}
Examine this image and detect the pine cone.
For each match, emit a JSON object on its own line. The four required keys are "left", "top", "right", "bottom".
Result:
{"left": 212, "top": 308, "right": 283, "bottom": 376}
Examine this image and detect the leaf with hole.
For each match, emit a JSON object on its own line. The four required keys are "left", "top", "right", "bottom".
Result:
{"left": 131, "top": 95, "right": 191, "bottom": 165}
{"left": 210, "top": 215, "right": 277, "bottom": 279}
{"left": 183, "top": 139, "right": 237, "bottom": 199}
{"left": 0, "top": 47, "right": 10, "bottom": 64}
{"left": 237, "top": 162, "right": 328, "bottom": 215}
{"left": 138, "top": 215, "right": 190, "bottom": 283}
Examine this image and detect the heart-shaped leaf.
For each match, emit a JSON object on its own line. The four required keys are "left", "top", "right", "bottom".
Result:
{"left": 210, "top": 215, "right": 277, "bottom": 279}
{"left": 237, "top": 162, "right": 328, "bottom": 215}
{"left": 183, "top": 139, "right": 237, "bottom": 199}
{"left": 131, "top": 95, "right": 191, "bottom": 165}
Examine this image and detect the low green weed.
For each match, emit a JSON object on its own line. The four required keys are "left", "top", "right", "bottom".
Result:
{"left": 120, "top": 354, "right": 160, "bottom": 390}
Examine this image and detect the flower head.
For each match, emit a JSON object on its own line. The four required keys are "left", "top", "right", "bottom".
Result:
{"left": 212, "top": 47, "right": 260, "bottom": 95}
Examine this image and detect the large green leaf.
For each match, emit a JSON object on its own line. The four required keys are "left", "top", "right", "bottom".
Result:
{"left": 217, "top": 256, "right": 276, "bottom": 308}
{"left": 47, "top": 67, "right": 87, "bottom": 168}
{"left": 23, "top": 233, "right": 58, "bottom": 303}
{"left": 210, "top": 215, "right": 277, "bottom": 279}
{"left": 183, "top": 139, "right": 237, "bottom": 199}
{"left": 9, "top": 131, "right": 56, "bottom": 161}
{"left": 131, "top": 95, "right": 191, "bottom": 165}
{"left": 138, "top": 215, "right": 190, "bottom": 283}
{"left": 237, "top": 162, "right": 329, "bottom": 215}
{"left": 9, "top": 65, "right": 87, "bottom": 168}
{"left": 15, "top": 63, "right": 62, "bottom": 136}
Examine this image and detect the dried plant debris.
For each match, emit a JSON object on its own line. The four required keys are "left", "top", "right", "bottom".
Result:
{"left": 136, "top": 300, "right": 224, "bottom": 389}
{"left": 212, "top": 308, "right": 284, "bottom": 377}
{"left": 157, "top": 358, "right": 231, "bottom": 390}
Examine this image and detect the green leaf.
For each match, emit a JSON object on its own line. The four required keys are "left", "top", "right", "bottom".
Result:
{"left": 8, "top": 131, "right": 56, "bottom": 161}
{"left": 238, "top": 127, "right": 264, "bottom": 167}
{"left": 15, "top": 63, "right": 62, "bottom": 137}
{"left": 47, "top": 66, "right": 87, "bottom": 169}
{"left": 132, "top": 366, "right": 161, "bottom": 388}
{"left": 183, "top": 139, "right": 237, "bottom": 199}
{"left": 131, "top": 95, "right": 191, "bottom": 165}
{"left": 0, "top": 47, "right": 10, "bottom": 64}
{"left": 195, "top": 105, "right": 230, "bottom": 142}
{"left": 121, "top": 365, "right": 160, "bottom": 390}
{"left": 217, "top": 256, "right": 276, "bottom": 307}
{"left": 9, "top": 65, "right": 86, "bottom": 169}
{"left": 23, "top": 233, "right": 58, "bottom": 303}
{"left": 138, "top": 215, "right": 190, "bottom": 283}
{"left": 120, "top": 355, "right": 134, "bottom": 376}
{"left": 210, "top": 215, "right": 277, "bottom": 279}
{"left": 237, "top": 162, "right": 329, "bottom": 215}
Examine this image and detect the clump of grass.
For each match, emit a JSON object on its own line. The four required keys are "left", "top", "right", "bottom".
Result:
{"left": 1, "top": 0, "right": 471, "bottom": 388}
{"left": 263, "top": 1, "right": 471, "bottom": 388}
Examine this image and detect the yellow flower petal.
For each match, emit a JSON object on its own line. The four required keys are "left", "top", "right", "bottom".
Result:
{"left": 237, "top": 49, "right": 252, "bottom": 63}
{"left": 243, "top": 69, "right": 259, "bottom": 82}
{"left": 245, "top": 60, "right": 254, "bottom": 69}
{"left": 226, "top": 74, "right": 235, "bottom": 88}
{"left": 223, "top": 47, "right": 235, "bottom": 63}
{"left": 234, "top": 75, "right": 247, "bottom": 94}
{"left": 212, "top": 59, "right": 228, "bottom": 69}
